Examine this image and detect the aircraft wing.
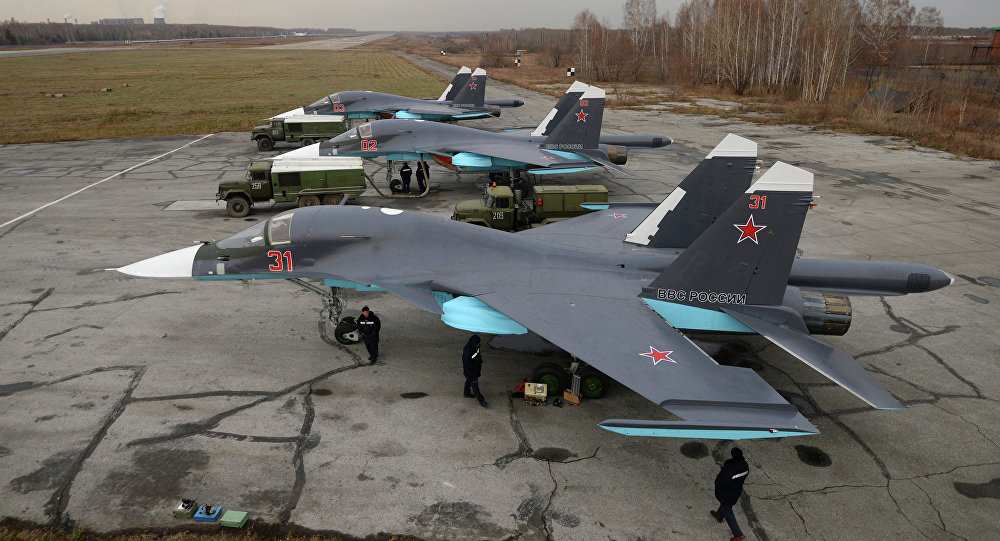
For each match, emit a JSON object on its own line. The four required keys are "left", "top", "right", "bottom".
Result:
{"left": 517, "top": 204, "right": 657, "bottom": 252}
{"left": 401, "top": 103, "right": 468, "bottom": 117}
{"left": 433, "top": 141, "right": 596, "bottom": 169}
{"left": 475, "top": 288, "right": 819, "bottom": 439}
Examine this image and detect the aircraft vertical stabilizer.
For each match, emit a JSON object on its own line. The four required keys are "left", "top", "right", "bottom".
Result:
{"left": 451, "top": 67, "right": 486, "bottom": 108}
{"left": 439, "top": 66, "right": 472, "bottom": 101}
{"left": 541, "top": 85, "right": 606, "bottom": 151}
{"left": 531, "top": 81, "right": 589, "bottom": 137}
{"left": 626, "top": 134, "right": 757, "bottom": 248}
{"left": 641, "top": 161, "right": 812, "bottom": 307}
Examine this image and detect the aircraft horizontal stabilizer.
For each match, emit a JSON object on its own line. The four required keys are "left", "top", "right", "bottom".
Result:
{"left": 599, "top": 419, "right": 819, "bottom": 439}
{"left": 722, "top": 306, "right": 901, "bottom": 409}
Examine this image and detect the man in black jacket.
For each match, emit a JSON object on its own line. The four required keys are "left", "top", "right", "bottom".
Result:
{"left": 415, "top": 160, "right": 429, "bottom": 193}
{"left": 711, "top": 447, "right": 749, "bottom": 541}
{"left": 461, "top": 335, "right": 487, "bottom": 407}
{"left": 357, "top": 306, "right": 381, "bottom": 364}
{"left": 399, "top": 162, "right": 412, "bottom": 193}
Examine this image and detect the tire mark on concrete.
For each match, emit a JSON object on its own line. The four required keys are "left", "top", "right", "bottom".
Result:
{"left": 277, "top": 386, "right": 316, "bottom": 524}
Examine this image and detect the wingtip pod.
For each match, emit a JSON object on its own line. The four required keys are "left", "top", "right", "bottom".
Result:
{"left": 117, "top": 244, "right": 200, "bottom": 278}
{"left": 598, "top": 419, "right": 820, "bottom": 440}
{"left": 706, "top": 133, "right": 757, "bottom": 158}
{"left": 749, "top": 161, "right": 813, "bottom": 193}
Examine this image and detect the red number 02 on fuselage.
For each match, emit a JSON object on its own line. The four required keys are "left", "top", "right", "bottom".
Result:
{"left": 268, "top": 251, "right": 293, "bottom": 272}
{"left": 361, "top": 140, "right": 377, "bottom": 152}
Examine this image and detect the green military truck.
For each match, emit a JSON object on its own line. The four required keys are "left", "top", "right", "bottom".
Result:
{"left": 452, "top": 184, "right": 608, "bottom": 231}
{"left": 252, "top": 109, "right": 349, "bottom": 151}
{"left": 217, "top": 156, "right": 367, "bottom": 217}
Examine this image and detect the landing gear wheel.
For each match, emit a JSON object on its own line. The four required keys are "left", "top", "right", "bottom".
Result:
{"left": 334, "top": 317, "right": 360, "bottom": 344}
{"left": 322, "top": 194, "right": 344, "bottom": 205}
{"left": 297, "top": 195, "right": 320, "bottom": 207}
{"left": 389, "top": 178, "right": 403, "bottom": 193}
{"left": 577, "top": 368, "right": 610, "bottom": 399}
{"left": 531, "top": 362, "right": 569, "bottom": 395}
{"left": 301, "top": 138, "right": 315, "bottom": 147}
{"left": 256, "top": 137, "right": 274, "bottom": 151}
{"left": 226, "top": 195, "right": 251, "bottom": 218}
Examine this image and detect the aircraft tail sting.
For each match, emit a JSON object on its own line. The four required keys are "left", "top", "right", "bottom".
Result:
{"left": 639, "top": 163, "right": 902, "bottom": 409}
{"left": 450, "top": 67, "right": 486, "bottom": 108}
{"left": 438, "top": 66, "right": 472, "bottom": 101}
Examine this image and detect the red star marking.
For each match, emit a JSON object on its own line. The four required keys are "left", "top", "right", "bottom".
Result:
{"left": 612, "top": 213, "right": 627, "bottom": 218}
{"left": 469, "top": 83, "right": 477, "bottom": 90}
{"left": 576, "top": 110, "right": 588, "bottom": 122}
{"left": 639, "top": 347, "right": 675, "bottom": 366}
{"left": 733, "top": 214, "right": 767, "bottom": 244}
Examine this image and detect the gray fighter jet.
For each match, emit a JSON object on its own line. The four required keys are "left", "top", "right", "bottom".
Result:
{"left": 302, "top": 66, "right": 524, "bottom": 121}
{"left": 118, "top": 135, "right": 951, "bottom": 439}
{"left": 321, "top": 82, "right": 670, "bottom": 177}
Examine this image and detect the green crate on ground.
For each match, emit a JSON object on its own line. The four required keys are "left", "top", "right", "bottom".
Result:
{"left": 220, "top": 510, "right": 248, "bottom": 528}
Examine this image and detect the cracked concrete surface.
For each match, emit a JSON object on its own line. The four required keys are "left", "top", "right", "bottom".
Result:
{"left": 0, "top": 50, "right": 998, "bottom": 540}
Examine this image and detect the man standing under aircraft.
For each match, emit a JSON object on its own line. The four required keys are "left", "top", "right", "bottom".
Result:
{"left": 415, "top": 160, "right": 429, "bottom": 193}
{"left": 462, "top": 335, "right": 488, "bottom": 407}
{"left": 399, "top": 162, "right": 413, "bottom": 193}
{"left": 711, "top": 447, "right": 750, "bottom": 541}
{"left": 357, "top": 306, "right": 381, "bottom": 364}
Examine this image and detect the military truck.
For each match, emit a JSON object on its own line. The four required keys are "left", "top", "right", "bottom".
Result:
{"left": 217, "top": 156, "right": 366, "bottom": 218}
{"left": 251, "top": 108, "right": 349, "bottom": 151}
{"left": 452, "top": 184, "right": 608, "bottom": 231}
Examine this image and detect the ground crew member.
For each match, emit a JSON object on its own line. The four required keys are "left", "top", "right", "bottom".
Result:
{"left": 399, "top": 162, "right": 412, "bottom": 193}
{"left": 415, "top": 160, "right": 429, "bottom": 193}
{"left": 710, "top": 447, "right": 750, "bottom": 541}
{"left": 462, "top": 334, "right": 488, "bottom": 407}
{"left": 357, "top": 306, "right": 381, "bottom": 363}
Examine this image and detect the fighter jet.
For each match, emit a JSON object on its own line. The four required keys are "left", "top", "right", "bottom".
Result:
{"left": 301, "top": 66, "right": 524, "bottom": 121}
{"left": 118, "top": 135, "right": 952, "bottom": 439}
{"left": 321, "top": 82, "right": 669, "bottom": 178}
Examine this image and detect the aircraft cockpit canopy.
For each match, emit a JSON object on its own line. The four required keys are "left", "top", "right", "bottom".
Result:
{"left": 215, "top": 211, "right": 296, "bottom": 249}
{"left": 309, "top": 94, "right": 339, "bottom": 109}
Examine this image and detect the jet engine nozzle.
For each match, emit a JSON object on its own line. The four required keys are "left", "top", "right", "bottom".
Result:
{"left": 606, "top": 145, "right": 628, "bottom": 165}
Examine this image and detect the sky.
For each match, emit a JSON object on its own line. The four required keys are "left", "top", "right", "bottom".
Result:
{"left": 1, "top": 0, "right": 996, "bottom": 31}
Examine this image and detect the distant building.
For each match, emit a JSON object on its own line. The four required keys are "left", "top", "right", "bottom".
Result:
{"left": 970, "top": 26, "right": 1000, "bottom": 63}
{"left": 98, "top": 18, "right": 144, "bottom": 25}
{"left": 153, "top": 17, "right": 165, "bottom": 24}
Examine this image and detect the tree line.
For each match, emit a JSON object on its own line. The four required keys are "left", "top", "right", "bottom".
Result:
{"left": 0, "top": 22, "right": 286, "bottom": 46}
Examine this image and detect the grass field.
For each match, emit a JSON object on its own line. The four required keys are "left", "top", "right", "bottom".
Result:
{"left": 0, "top": 49, "right": 446, "bottom": 144}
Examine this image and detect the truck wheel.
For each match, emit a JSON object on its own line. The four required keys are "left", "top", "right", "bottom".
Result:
{"left": 334, "top": 317, "right": 360, "bottom": 344}
{"left": 301, "top": 138, "right": 315, "bottom": 147}
{"left": 226, "top": 195, "right": 251, "bottom": 218}
{"left": 322, "top": 194, "right": 344, "bottom": 205}
{"left": 578, "top": 368, "right": 610, "bottom": 399}
{"left": 256, "top": 137, "right": 275, "bottom": 151}
{"left": 297, "top": 195, "right": 320, "bottom": 207}
{"left": 531, "top": 362, "right": 569, "bottom": 395}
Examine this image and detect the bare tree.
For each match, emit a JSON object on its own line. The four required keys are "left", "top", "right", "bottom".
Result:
{"left": 800, "top": 0, "right": 860, "bottom": 102}
{"left": 912, "top": 6, "right": 943, "bottom": 64}
{"left": 859, "top": 0, "right": 914, "bottom": 66}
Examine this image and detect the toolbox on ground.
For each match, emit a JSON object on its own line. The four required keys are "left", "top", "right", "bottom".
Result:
{"left": 524, "top": 382, "right": 547, "bottom": 406}
{"left": 173, "top": 499, "right": 197, "bottom": 519}
{"left": 194, "top": 505, "right": 222, "bottom": 522}
{"left": 221, "top": 510, "right": 248, "bottom": 528}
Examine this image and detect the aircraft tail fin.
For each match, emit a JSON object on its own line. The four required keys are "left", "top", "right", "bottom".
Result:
{"left": 541, "top": 84, "right": 605, "bottom": 151}
{"left": 531, "top": 80, "right": 589, "bottom": 137}
{"left": 641, "top": 162, "right": 813, "bottom": 307}
{"left": 626, "top": 134, "right": 757, "bottom": 248}
{"left": 450, "top": 67, "right": 486, "bottom": 108}
{"left": 438, "top": 66, "right": 472, "bottom": 101}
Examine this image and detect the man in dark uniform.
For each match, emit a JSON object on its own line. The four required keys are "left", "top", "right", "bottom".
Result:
{"left": 415, "top": 160, "right": 429, "bottom": 193}
{"left": 461, "top": 335, "right": 488, "bottom": 407}
{"left": 399, "top": 162, "right": 413, "bottom": 193}
{"left": 711, "top": 447, "right": 750, "bottom": 541}
{"left": 356, "top": 306, "right": 381, "bottom": 363}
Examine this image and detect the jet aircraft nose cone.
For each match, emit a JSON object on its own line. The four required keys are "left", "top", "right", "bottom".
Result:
{"left": 117, "top": 244, "right": 201, "bottom": 278}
